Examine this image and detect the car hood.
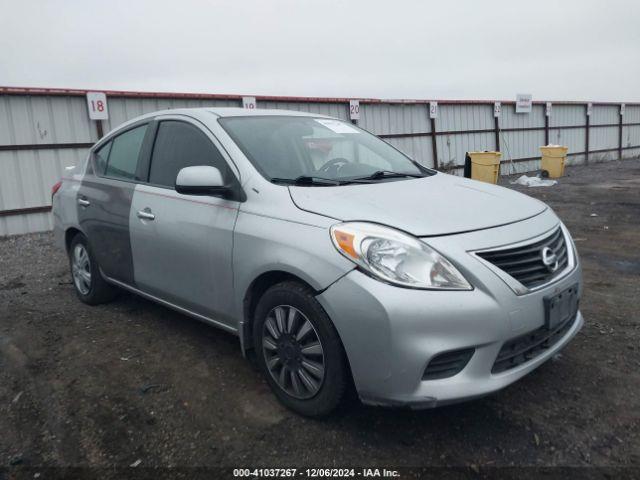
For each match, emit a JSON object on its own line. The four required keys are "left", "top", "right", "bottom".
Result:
{"left": 288, "top": 173, "right": 547, "bottom": 236}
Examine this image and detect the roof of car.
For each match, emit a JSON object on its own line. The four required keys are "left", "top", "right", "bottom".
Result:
{"left": 206, "top": 107, "right": 332, "bottom": 118}
{"left": 99, "top": 107, "right": 338, "bottom": 145}
{"left": 136, "top": 107, "right": 332, "bottom": 118}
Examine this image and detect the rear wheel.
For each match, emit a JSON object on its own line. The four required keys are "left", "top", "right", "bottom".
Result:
{"left": 253, "top": 281, "right": 348, "bottom": 417}
{"left": 69, "top": 234, "right": 117, "bottom": 305}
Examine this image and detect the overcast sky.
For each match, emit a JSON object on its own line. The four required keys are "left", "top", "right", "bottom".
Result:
{"left": 1, "top": 0, "right": 639, "bottom": 101}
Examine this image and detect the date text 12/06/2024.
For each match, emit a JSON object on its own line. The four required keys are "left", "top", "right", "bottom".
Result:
{"left": 233, "top": 468, "right": 401, "bottom": 478}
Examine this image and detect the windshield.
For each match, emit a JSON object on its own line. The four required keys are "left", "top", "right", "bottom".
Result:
{"left": 219, "top": 116, "right": 429, "bottom": 184}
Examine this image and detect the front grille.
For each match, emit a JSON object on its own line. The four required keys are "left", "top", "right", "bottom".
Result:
{"left": 423, "top": 348, "right": 475, "bottom": 380}
{"left": 492, "top": 313, "right": 577, "bottom": 374}
{"left": 477, "top": 227, "right": 569, "bottom": 289}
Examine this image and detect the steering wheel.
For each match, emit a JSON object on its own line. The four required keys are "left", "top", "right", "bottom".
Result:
{"left": 318, "top": 157, "right": 350, "bottom": 177}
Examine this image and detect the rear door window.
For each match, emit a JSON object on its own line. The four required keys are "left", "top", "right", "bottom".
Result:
{"left": 148, "top": 121, "right": 230, "bottom": 188}
{"left": 105, "top": 124, "right": 148, "bottom": 180}
{"left": 93, "top": 141, "right": 112, "bottom": 175}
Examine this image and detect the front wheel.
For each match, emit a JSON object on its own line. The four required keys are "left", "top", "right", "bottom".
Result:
{"left": 253, "top": 281, "right": 348, "bottom": 417}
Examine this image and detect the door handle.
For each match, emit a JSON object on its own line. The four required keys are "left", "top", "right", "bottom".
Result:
{"left": 137, "top": 209, "right": 155, "bottom": 221}
{"left": 77, "top": 198, "right": 90, "bottom": 207}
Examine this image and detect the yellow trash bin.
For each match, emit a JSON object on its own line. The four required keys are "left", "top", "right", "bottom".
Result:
{"left": 539, "top": 145, "right": 568, "bottom": 178}
{"left": 468, "top": 151, "right": 502, "bottom": 184}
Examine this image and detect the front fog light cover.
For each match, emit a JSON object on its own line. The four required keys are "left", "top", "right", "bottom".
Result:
{"left": 330, "top": 222, "right": 472, "bottom": 290}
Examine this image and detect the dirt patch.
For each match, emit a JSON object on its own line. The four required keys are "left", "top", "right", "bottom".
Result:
{"left": 1, "top": 159, "right": 639, "bottom": 470}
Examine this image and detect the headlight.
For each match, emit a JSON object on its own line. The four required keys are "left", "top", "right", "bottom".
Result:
{"left": 330, "top": 222, "right": 472, "bottom": 290}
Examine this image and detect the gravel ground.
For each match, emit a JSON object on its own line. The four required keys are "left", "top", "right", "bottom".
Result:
{"left": 0, "top": 159, "right": 639, "bottom": 475}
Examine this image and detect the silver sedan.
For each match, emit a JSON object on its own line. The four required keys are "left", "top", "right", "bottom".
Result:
{"left": 52, "top": 108, "right": 583, "bottom": 416}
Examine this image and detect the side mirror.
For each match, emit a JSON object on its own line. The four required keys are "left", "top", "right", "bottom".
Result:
{"left": 175, "top": 166, "right": 229, "bottom": 197}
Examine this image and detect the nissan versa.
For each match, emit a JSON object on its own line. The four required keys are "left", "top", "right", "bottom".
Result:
{"left": 52, "top": 108, "right": 583, "bottom": 416}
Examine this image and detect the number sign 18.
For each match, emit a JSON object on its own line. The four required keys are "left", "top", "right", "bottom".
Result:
{"left": 86, "top": 92, "right": 109, "bottom": 120}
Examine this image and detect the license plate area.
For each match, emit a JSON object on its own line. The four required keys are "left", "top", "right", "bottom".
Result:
{"left": 544, "top": 284, "right": 579, "bottom": 330}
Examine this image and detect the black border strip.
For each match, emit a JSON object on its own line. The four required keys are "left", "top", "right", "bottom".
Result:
{"left": 0, "top": 142, "right": 93, "bottom": 151}
{"left": 0, "top": 205, "right": 52, "bottom": 217}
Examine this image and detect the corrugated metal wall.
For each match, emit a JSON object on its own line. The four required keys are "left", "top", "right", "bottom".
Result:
{"left": 437, "top": 104, "right": 495, "bottom": 170}
{"left": 360, "top": 103, "right": 434, "bottom": 167}
{"left": 1, "top": 88, "right": 639, "bottom": 236}
{"left": 0, "top": 94, "right": 97, "bottom": 235}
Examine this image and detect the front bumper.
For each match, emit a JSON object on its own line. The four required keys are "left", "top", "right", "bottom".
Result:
{"left": 316, "top": 211, "right": 584, "bottom": 408}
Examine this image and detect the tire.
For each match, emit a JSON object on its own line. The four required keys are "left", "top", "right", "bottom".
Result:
{"left": 68, "top": 233, "right": 118, "bottom": 305}
{"left": 253, "top": 281, "right": 348, "bottom": 417}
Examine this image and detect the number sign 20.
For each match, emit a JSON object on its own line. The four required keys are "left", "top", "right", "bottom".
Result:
{"left": 349, "top": 100, "right": 360, "bottom": 120}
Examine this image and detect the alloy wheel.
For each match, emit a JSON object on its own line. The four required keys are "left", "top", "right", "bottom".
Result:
{"left": 72, "top": 244, "right": 92, "bottom": 295}
{"left": 261, "top": 305, "right": 326, "bottom": 399}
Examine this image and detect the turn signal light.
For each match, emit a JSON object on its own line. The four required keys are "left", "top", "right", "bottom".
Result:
{"left": 332, "top": 230, "right": 357, "bottom": 258}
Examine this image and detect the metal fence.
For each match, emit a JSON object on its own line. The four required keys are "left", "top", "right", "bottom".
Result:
{"left": 1, "top": 86, "right": 639, "bottom": 236}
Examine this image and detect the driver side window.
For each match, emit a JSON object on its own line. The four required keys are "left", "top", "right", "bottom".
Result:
{"left": 148, "top": 121, "right": 230, "bottom": 188}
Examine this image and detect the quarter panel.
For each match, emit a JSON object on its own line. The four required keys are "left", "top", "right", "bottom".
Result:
{"left": 53, "top": 173, "right": 84, "bottom": 250}
{"left": 53, "top": 154, "right": 91, "bottom": 250}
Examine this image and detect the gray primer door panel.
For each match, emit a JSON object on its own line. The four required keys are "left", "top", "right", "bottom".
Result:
{"left": 129, "top": 185, "right": 239, "bottom": 326}
{"left": 77, "top": 173, "right": 136, "bottom": 284}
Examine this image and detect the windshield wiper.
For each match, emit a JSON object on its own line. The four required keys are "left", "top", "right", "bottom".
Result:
{"left": 271, "top": 175, "right": 343, "bottom": 186}
{"left": 353, "top": 170, "right": 424, "bottom": 181}
{"left": 271, "top": 171, "right": 420, "bottom": 186}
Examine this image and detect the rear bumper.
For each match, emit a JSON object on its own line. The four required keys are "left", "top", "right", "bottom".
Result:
{"left": 316, "top": 219, "right": 584, "bottom": 408}
{"left": 52, "top": 196, "right": 65, "bottom": 251}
